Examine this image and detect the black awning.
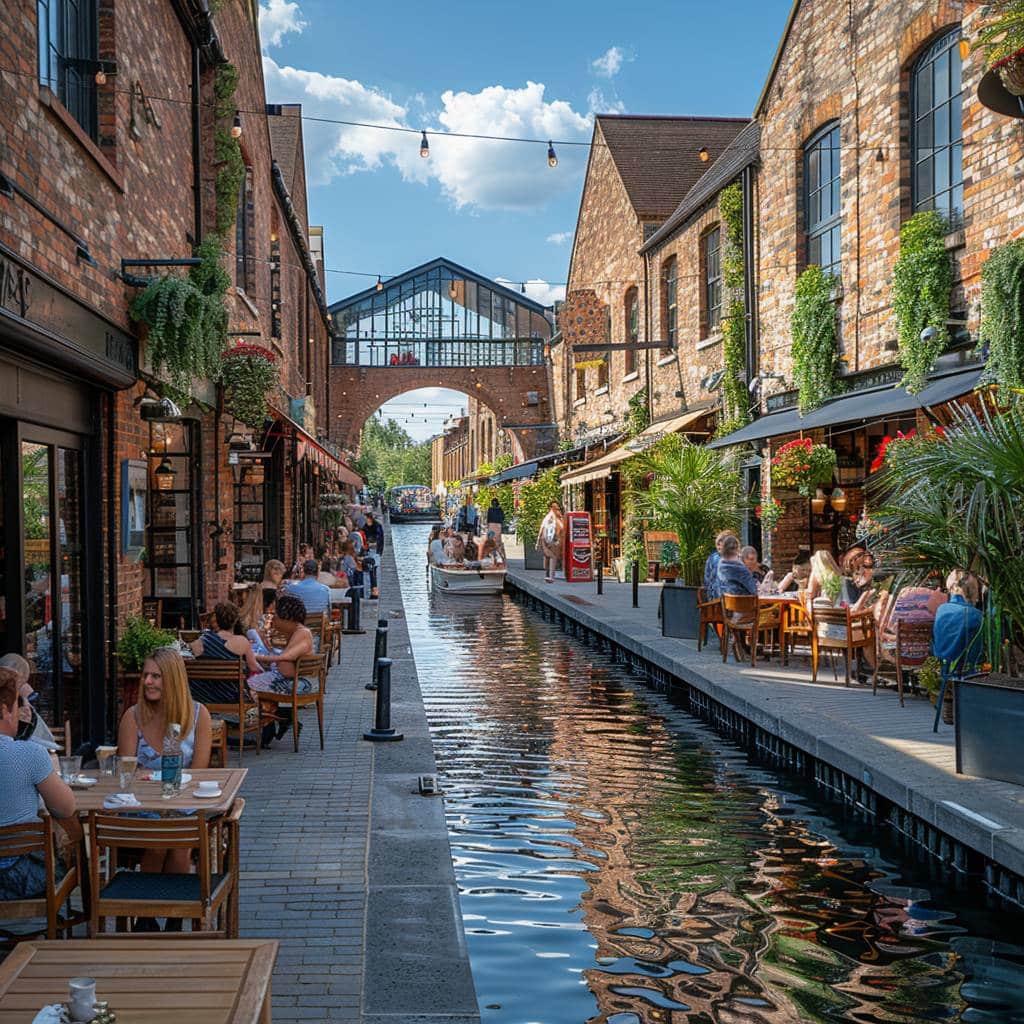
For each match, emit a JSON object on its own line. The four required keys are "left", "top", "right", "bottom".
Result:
{"left": 706, "top": 408, "right": 804, "bottom": 449}
{"left": 491, "top": 460, "right": 541, "bottom": 483}
{"left": 917, "top": 366, "right": 984, "bottom": 407}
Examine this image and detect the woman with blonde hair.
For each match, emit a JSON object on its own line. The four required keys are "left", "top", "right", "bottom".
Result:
{"left": 806, "top": 550, "right": 843, "bottom": 606}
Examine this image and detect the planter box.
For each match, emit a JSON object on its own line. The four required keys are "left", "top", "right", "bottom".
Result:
{"left": 955, "top": 674, "right": 1024, "bottom": 786}
{"left": 523, "top": 540, "right": 545, "bottom": 571}
{"left": 660, "top": 582, "right": 700, "bottom": 640}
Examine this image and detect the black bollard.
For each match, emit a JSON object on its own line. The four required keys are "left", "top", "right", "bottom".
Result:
{"left": 344, "top": 582, "right": 365, "bottom": 634}
{"left": 363, "top": 658, "right": 404, "bottom": 741}
{"left": 653, "top": 562, "right": 661, "bottom": 583}
{"left": 596, "top": 552, "right": 603, "bottom": 595}
{"left": 366, "top": 619, "right": 388, "bottom": 690}
{"left": 631, "top": 560, "right": 639, "bottom": 608}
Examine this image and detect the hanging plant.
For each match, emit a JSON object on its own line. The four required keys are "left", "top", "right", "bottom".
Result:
{"left": 625, "top": 387, "right": 650, "bottom": 438}
{"left": 977, "top": 2, "right": 1024, "bottom": 92}
{"left": 981, "top": 237, "right": 1024, "bottom": 390}
{"left": 130, "top": 238, "right": 230, "bottom": 399}
{"left": 717, "top": 183, "right": 750, "bottom": 436}
{"left": 893, "top": 211, "right": 953, "bottom": 393}
{"left": 755, "top": 497, "right": 784, "bottom": 532}
{"left": 771, "top": 437, "right": 837, "bottom": 497}
{"left": 791, "top": 265, "right": 841, "bottom": 414}
{"left": 220, "top": 343, "right": 279, "bottom": 428}
{"left": 213, "top": 63, "right": 245, "bottom": 236}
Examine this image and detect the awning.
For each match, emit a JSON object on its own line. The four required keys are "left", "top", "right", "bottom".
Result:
{"left": 492, "top": 460, "right": 542, "bottom": 483}
{"left": 709, "top": 366, "right": 983, "bottom": 449}
{"left": 269, "top": 407, "right": 364, "bottom": 489}
{"left": 560, "top": 407, "right": 711, "bottom": 485}
{"left": 488, "top": 440, "right": 594, "bottom": 484}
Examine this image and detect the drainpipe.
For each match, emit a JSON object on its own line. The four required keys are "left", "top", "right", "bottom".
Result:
{"left": 106, "top": 393, "right": 118, "bottom": 739}
{"left": 741, "top": 164, "right": 758, "bottom": 389}
{"left": 191, "top": 42, "right": 203, "bottom": 242}
{"left": 643, "top": 250, "right": 653, "bottom": 422}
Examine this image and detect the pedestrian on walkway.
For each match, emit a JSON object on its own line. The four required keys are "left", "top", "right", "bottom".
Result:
{"left": 486, "top": 498, "right": 504, "bottom": 536}
{"left": 458, "top": 496, "right": 480, "bottom": 537}
{"left": 537, "top": 502, "right": 564, "bottom": 584}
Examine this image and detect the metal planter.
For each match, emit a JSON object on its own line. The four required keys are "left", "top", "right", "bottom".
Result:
{"left": 660, "top": 582, "right": 700, "bottom": 640}
{"left": 523, "top": 540, "right": 545, "bottom": 571}
{"left": 955, "top": 675, "right": 1024, "bottom": 787}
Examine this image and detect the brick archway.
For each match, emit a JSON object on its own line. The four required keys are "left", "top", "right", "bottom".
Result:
{"left": 328, "top": 364, "right": 554, "bottom": 459}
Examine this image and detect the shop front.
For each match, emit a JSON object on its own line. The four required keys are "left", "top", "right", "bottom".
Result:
{"left": 0, "top": 242, "right": 137, "bottom": 748}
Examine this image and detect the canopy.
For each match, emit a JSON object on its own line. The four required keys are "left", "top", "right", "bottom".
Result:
{"left": 269, "top": 406, "right": 364, "bottom": 488}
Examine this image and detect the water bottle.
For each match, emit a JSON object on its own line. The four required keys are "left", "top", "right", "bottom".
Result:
{"left": 161, "top": 722, "right": 183, "bottom": 798}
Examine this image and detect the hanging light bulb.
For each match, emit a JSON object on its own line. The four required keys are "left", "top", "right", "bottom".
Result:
{"left": 94, "top": 67, "right": 107, "bottom": 86}
{"left": 547, "top": 140, "right": 557, "bottom": 167}
{"left": 231, "top": 111, "right": 242, "bottom": 138}
{"left": 419, "top": 130, "right": 430, "bottom": 158}
{"left": 376, "top": 275, "right": 384, "bottom": 292}
{"left": 698, "top": 146, "right": 709, "bottom": 162}
{"left": 830, "top": 486, "right": 847, "bottom": 512}
{"left": 810, "top": 487, "right": 827, "bottom": 514}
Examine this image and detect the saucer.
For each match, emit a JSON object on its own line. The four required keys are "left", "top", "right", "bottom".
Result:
{"left": 192, "top": 788, "right": 222, "bottom": 798}
{"left": 147, "top": 771, "right": 193, "bottom": 785}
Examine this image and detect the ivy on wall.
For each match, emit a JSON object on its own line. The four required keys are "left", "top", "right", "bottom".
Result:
{"left": 981, "top": 237, "right": 1024, "bottom": 390}
{"left": 625, "top": 387, "right": 650, "bottom": 437}
{"left": 791, "top": 264, "right": 841, "bottom": 414}
{"left": 213, "top": 63, "right": 245, "bottom": 236}
{"left": 893, "top": 210, "right": 953, "bottom": 393}
{"left": 716, "top": 183, "right": 750, "bottom": 438}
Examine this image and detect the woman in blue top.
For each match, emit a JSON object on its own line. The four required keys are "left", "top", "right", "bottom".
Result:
{"left": 933, "top": 570, "right": 984, "bottom": 669}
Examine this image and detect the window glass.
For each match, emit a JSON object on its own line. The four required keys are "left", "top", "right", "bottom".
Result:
{"left": 661, "top": 258, "right": 677, "bottom": 353}
{"left": 804, "top": 123, "right": 841, "bottom": 277}
{"left": 624, "top": 288, "right": 638, "bottom": 376}
{"left": 36, "top": 0, "right": 98, "bottom": 140}
{"left": 703, "top": 227, "right": 722, "bottom": 335}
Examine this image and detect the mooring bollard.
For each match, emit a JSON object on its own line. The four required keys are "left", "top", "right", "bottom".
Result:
{"left": 363, "top": 657, "right": 403, "bottom": 742}
{"left": 366, "top": 618, "right": 388, "bottom": 691}
{"left": 596, "top": 552, "right": 604, "bottom": 595}
{"left": 631, "top": 560, "right": 639, "bottom": 608}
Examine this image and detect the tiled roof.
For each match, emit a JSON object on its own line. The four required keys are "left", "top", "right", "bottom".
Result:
{"left": 596, "top": 115, "right": 749, "bottom": 220}
{"left": 267, "top": 105, "right": 303, "bottom": 195}
{"left": 641, "top": 121, "right": 760, "bottom": 252}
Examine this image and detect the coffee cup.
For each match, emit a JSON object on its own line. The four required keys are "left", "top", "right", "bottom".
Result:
{"left": 197, "top": 779, "right": 220, "bottom": 794}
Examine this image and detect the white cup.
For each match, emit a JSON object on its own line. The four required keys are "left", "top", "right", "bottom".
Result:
{"left": 68, "top": 976, "right": 96, "bottom": 1020}
{"left": 197, "top": 780, "right": 219, "bottom": 794}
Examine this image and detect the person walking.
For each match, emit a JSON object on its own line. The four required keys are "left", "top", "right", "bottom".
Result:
{"left": 485, "top": 497, "right": 504, "bottom": 536}
{"left": 537, "top": 501, "right": 564, "bottom": 584}
{"left": 458, "top": 496, "right": 480, "bottom": 537}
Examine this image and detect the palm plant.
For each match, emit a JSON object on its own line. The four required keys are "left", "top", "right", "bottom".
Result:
{"left": 869, "top": 396, "right": 1024, "bottom": 663}
{"left": 629, "top": 439, "right": 743, "bottom": 587}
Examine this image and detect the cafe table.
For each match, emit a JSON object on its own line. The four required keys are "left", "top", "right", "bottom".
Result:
{"left": 0, "top": 938, "right": 277, "bottom": 1023}
{"left": 71, "top": 769, "right": 247, "bottom": 816}
{"left": 756, "top": 591, "right": 802, "bottom": 663}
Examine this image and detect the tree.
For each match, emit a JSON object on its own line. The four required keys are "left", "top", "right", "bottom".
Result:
{"left": 353, "top": 416, "right": 433, "bottom": 492}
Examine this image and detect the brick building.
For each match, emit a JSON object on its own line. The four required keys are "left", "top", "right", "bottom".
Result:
{"left": 0, "top": 0, "right": 340, "bottom": 748}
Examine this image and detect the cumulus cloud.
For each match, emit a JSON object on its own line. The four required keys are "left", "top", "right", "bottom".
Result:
{"left": 546, "top": 231, "right": 573, "bottom": 246}
{"left": 496, "top": 278, "right": 566, "bottom": 306}
{"left": 591, "top": 46, "right": 627, "bottom": 78}
{"left": 262, "top": 62, "right": 592, "bottom": 210}
{"left": 259, "top": 0, "right": 307, "bottom": 47}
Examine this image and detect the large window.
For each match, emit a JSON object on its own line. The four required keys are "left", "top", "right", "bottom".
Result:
{"left": 661, "top": 257, "right": 677, "bottom": 354}
{"left": 702, "top": 227, "right": 722, "bottom": 335}
{"left": 624, "top": 287, "right": 639, "bottom": 376}
{"left": 804, "top": 123, "right": 841, "bottom": 277}
{"left": 37, "top": 0, "right": 99, "bottom": 140}
{"left": 912, "top": 26, "right": 963, "bottom": 225}
{"left": 235, "top": 168, "right": 255, "bottom": 293}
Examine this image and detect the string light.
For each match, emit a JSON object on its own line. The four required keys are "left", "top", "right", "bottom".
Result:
{"left": 547, "top": 141, "right": 557, "bottom": 168}
{"left": 94, "top": 68, "right": 107, "bottom": 86}
{"left": 231, "top": 111, "right": 242, "bottom": 138}
{"left": 698, "top": 146, "right": 709, "bottom": 162}
{"left": 419, "top": 131, "right": 430, "bottom": 158}
{"left": 376, "top": 275, "right": 384, "bottom": 292}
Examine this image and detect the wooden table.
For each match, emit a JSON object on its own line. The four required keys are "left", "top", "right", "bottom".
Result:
{"left": 758, "top": 592, "right": 802, "bottom": 662}
{"left": 0, "top": 939, "right": 277, "bottom": 1023}
{"left": 71, "top": 769, "right": 246, "bottom": 816}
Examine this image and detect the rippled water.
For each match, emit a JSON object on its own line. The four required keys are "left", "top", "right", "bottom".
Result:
{"left": 395, "top": 525, "right": 1024, "bottom": 1023}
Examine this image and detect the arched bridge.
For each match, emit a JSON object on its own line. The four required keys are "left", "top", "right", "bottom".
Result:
{"left": 327, "top": 257, "right": 556, "bottom": 459}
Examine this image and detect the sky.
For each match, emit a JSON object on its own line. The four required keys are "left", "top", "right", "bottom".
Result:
{"left": 258, "top": 0, "right": 793, "bottom": 439}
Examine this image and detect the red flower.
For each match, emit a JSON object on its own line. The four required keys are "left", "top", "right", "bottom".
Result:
{"left": 224, "top": 343, "right": 277, "bottom": 363}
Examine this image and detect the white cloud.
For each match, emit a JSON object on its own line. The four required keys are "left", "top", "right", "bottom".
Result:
{"left": 591, "top": 46, "right": 627, "bottom": 78}
{"left": 546, "top": 231, "right": 573, "bottom": 246}
{"left": 587, "top": 86, "right": 626, "bottom": 116}
{"left": 262, "top": 63, "right": 593, "bottom": 211}
{"left": 259, "top": 0, "right": 307, "bottom": 47}
{"left": 496, "top": 278, "right": 566, "bottom": 306}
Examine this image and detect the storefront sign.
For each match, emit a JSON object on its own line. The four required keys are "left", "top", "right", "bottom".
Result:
{"left": 0, "top": 242, "right": 137, "bottom": 386}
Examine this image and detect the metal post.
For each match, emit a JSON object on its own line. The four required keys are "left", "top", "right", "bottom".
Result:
{"left": 631, "top": 560, "right": 639, "bottom": 608}
{"left": 344, "top": 579, "right": 365, "bottom": 634}
{"left": 653, "top": 562, "right": 661, "bottom": 582}
{"left": 366, "top": 618, "right": 388, "bottom": 691}
{"left": 363, "top": 658, "right": 403, "bottom": 741}
{"left": 596, "top": 552, "right": 603, "bottom": 595}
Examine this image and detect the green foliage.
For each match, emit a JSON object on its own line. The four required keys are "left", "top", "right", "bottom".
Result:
{"left": 719, "top": 183, "right": 744, "bottom": 289}
{"left": 21, "top": 446, "right": 49, "bottom": 540}
{"left": 516, "top": 468, "right": 562, "bottom": 547}
{"left": 791, "top": 265, "right": 841, "bottom": 414}
{"left": 976, "top": 2, "right": 1024, "bottom": 68}
{"left": 354, "top": 416, "right": 432, "bottom": 492}
{"left": 981, "top": 237, "right": 1024, "bottom": 390}
{"left": 771, "top": 437, "right": 837, "bottom": 497}
{"left": 220, "top": 345, "right": 279, "bottom": 428}
{"left": 213, "top": 63, "right": 245, "bottom": 237}
{"left": 117, "top": 616, "right": 176, "bottom": 673}
{"left": 625, "top": 387, "right": 650, "bottom": 438}
{"left": 477, "top": 482, "right": 515, "bottom": 523}
{"left": 893, "top": 211, "right": 953, "bottom": 393}
{"left": 718, "top": 184, "right": 749, "bottom": 433}
{"left": 629, "top": 438, "right": 743, "bottom": 587}
{"left": 659, "top": 539, "right": 680, "bottom": 569}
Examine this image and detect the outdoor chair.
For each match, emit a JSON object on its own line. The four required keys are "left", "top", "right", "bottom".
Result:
{"left": 782, "top": 596, "right": 813, "bottom": 665}
{"left": 876, "top": 618, "right": 933, "bottom": 706}
{"left": 0, "top": 815, "right": 87, "bottom": 948}
{"left": 255, "top": 653, "right": 327, "bottom": 752}
{"left": 696, "top": 587, "right": 724, "bottom": 655}
{"left": 209, "top": 717, "right": 228, "bottom": 768}
{"left": 87, "top": 809, "right": 238, "bottom": 938}
{"left": 721, "top": 594, "right": 780, "bottom": 668}
{"left": 810, "top": 605, "right": 877, "bottom": 687}
{"left": 178, "top": 629, "right": 202, "bottom": 644}
{"left": 185, "top": 657, "right": 270, "bottom": 764}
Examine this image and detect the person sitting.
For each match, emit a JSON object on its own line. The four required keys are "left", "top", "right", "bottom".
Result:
{"left": 778, "top": 551, "right": 811, "bottom": 593}
{"left": 0, "top": 653, "right": 56, "bottom": 748}
{"left": 805, "top": 550, "right": 844, "bottom": 606}
{"left": 703, "top": 530, "right": 736, "bottom": 600}
{"left": 717, "top": 535, "right": 758, "bottom": 597}
{"left": 283, "top": 559, "right": 332, "bottom": 617}
{"left": 290, "top": 544, "right": 312, "bottom": 578}
{"left": 467, "top": 536, "right": 505, "bottom": 569}
{"left": 445, "top": 531, "right": 466, "bottom": 564}
{"left": 0, "top": 667, "right": 76, "bottom": 901}
{"left": 317, "top": 558, "right": 343, "bottom": 588}
{"left": 840, "top": 553, "right": 878, "bottom": 613}
{"left": 932, "top": 570, "right": 983, "bottom": 672}
{"left": 189, "top": 602, "right": 263, "bottom": 677}
{"left": 117, "top": 648, "right": 212, "bottom": 878}
{"left": 339, "top": 541, "right": 364, "bottom": 597}
{"left": 740, "top": 545, "right": 766, "bottom": 583}
{"left": 465, "top": 537, "right": 479, "bottom": 561}
{"left": 261, "top": 559, "right": 286, "bottom": 605}
{"left": 427, "top": 526, "right": 446, "bottom": 565}
{"left": 249, "top": 595, "right": 316, "bottom": 696}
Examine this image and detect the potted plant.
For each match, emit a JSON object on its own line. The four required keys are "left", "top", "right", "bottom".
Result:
{"left": 659, "top": 539, "right": 681, "bottom": 581}
{"left": 117, "top": 615, "right": 177, "bottom": 708}
{"left": 220, "top": 343, "right": 279, "bottom": 428}
{"left": 516, "top": 468, "right": 562, "bottom": 571}
{"left": 770, "top": 437, "right": 837, "bottom": 498}
{"left": 630, "top": 438, "right": 742, "bottom": 639}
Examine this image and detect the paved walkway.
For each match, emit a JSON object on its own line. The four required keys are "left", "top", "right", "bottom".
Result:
{"left": 504, "top": 563, "right": 1024, "bottom": 885}
{"left": 235, "top": 535, "right": 477, "bottom": 1023}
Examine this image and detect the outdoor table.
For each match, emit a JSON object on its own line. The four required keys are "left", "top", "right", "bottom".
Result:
{"left": 72, "top": 768, "right": 246, "bottom": 816}
{"left": 757, "top": 592, "right": 801, "bottom": 663}
{"left": 0, "top": 938, "right": 277, "bottom": 1023}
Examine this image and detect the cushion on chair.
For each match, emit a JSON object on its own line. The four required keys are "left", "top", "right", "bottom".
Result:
{"left": 101, "top": 870, "right": 226, "bottom": 903}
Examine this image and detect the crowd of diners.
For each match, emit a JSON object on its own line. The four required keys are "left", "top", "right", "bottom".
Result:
{"left": 702, "top": 531, "right": 983, "bottom": 680}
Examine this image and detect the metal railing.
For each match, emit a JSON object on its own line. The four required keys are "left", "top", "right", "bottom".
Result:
{"left": 331, "top": 338, "right": 546, "bottom": 368}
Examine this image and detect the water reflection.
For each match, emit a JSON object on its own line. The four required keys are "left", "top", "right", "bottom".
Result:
{"left": 394, "top": 525, "right": 1024, "bottom": 1023}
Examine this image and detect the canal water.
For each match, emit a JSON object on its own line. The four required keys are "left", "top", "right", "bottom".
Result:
{"left": 395, "top": 525, "right": 1024, "bottom": 1023}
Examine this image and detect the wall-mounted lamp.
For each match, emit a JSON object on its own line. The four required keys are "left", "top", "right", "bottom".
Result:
{"left": 154, "top": 456, "right": 176, "bottom": 491}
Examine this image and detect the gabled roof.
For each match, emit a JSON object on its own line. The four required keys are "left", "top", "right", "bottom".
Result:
{"left": 596, "top": 115, "right": 749, "bottom": 220}
{"left": 267, "top": 104, "right": 305, "bottom": 202}
{"left": 641, "top": 121, "right": 760, "bottom": 253}
{"left": 754, "top": 0, "right": 802, "bottom": 118}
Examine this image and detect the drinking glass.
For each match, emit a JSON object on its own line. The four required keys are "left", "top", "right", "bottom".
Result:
{"left": 96, "top": 745, "right": 117, "bottom": 776}
{"left": 59, "top": 755, "right": 81, "bottom": 784}
{"left": 116, "top": 755, "right": 138, "bottom": 792}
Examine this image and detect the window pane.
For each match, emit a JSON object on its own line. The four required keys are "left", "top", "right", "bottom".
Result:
{"left": 917, "top": 111, "right": 934, "bottom": 150}
{"left": 917, "top": 65, "right": 933, "bottom": 112}
{"left": 916, "top": 156, "right": 934, "bottom": 200}
{"left": 935, "top": 102, "right": 949, "bottom": 147}
{"left": 935, "top": 51, "right": 949, "bottom": 102}
{"left": 934, "top": 150, "right": 950, "bottom": 194}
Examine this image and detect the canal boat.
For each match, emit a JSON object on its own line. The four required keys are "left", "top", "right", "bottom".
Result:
{"left": 387, "top": 484, "right": 442, "bottom": 523}
{"left": 429, "top": 563, "right": 506, "bottom": 595}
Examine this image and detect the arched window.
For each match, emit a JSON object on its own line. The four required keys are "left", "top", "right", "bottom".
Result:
{"left": 660, "top": 257, "right": 677, "bottom": 354}
{"left": 624, "top": 287, "right": 639, "bottom": 376}
{"left": 911, "top": 26, "right": 963, "bottom": 224}
{"left": 804, "top": 123, "right": 841, "bottom": 277}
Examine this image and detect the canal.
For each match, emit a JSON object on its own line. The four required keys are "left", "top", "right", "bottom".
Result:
{"left": 394, "top": 525, "right": 1024, "bottom": 1023}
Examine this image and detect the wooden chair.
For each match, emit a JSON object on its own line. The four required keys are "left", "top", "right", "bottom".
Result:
{"left": 185, "top": 658, "right": 269, "bottom": 764}
{"left": 810, "top": 605, "right": 877, "bottom": 687}
{"left": 87, "top": 810, "right": 236, "bottom": 937}
{"left": 208, "top": 717, "right": 228, "bottom": 768}
{"left": 256, "top": 653, "right": 327, "bottom": 752}
{"left": 877, "top": 618, "right": 934, "bottom": 706}
{"left": 178, "top": 629, "right": 202, "bottom": 645}
{"left": 782, "top": 597, "right": 813, "bottom": 665}
{"left": 644, "top": 530, "right": 680, "bottom": 581}
{"left": 721, "top": 594, "right": 780, "bottom": 668}
{"left": 696, "top": 587, "right": 724, "bottom": 655}
{"left": 0, "top": 815, "right": 87, "bottom": 948}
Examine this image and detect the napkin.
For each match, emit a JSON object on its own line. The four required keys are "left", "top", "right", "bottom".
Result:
{"left": 103, "top": 792, "right": 141, "bottom": 809}
{"left": 31, "top": 1006, "right": 68, "bottom": 1024}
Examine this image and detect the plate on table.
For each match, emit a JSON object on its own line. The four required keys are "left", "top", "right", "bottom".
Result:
{"left": 145, "top": 771, "right": 193, "bottom": 785}
{"left": 192, "top": 788, "right": 223, "bottom": 798}
{"left": 70, "top": 776, "right": 98, "bottom": 789}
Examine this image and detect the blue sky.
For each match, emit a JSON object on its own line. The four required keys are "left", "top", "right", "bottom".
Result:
{"left": 258, "top": 0, "right": 792, "bottom": 438}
